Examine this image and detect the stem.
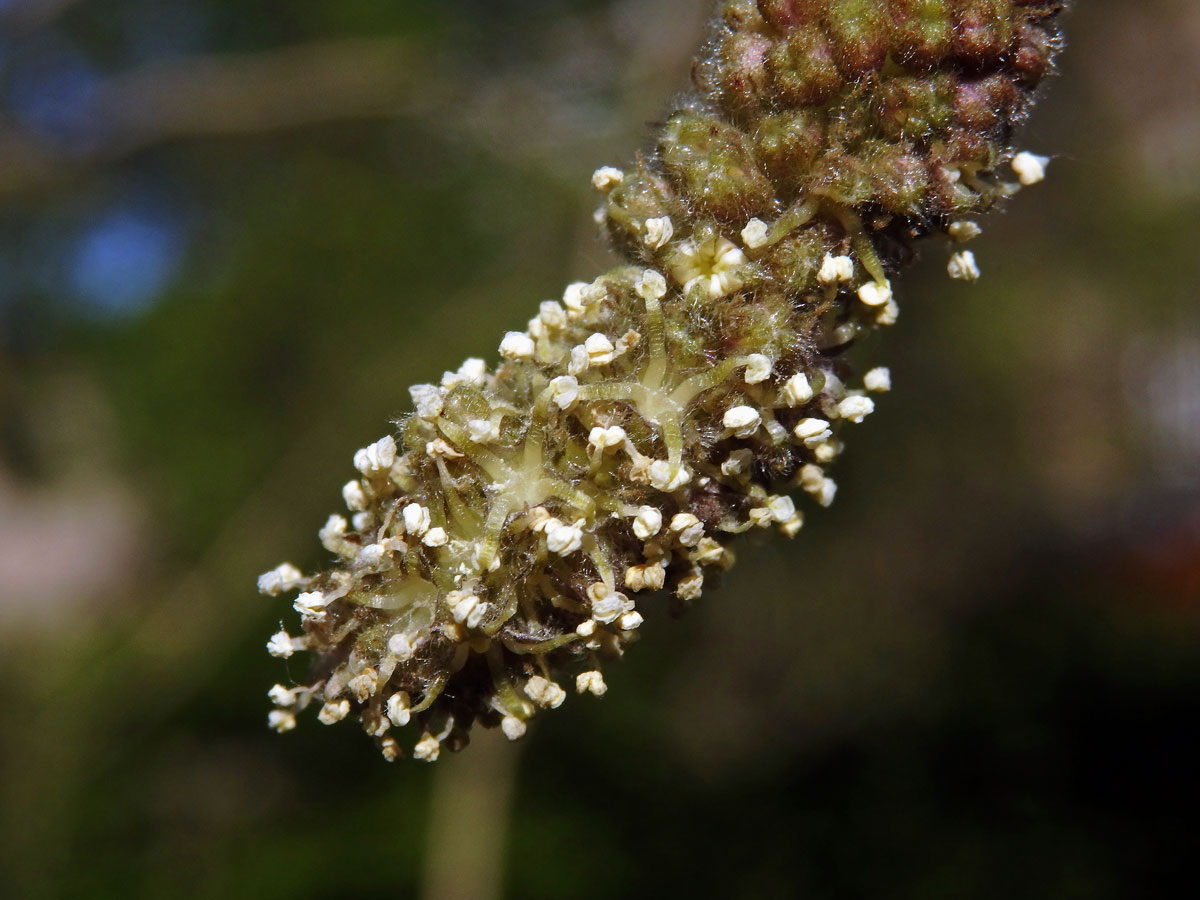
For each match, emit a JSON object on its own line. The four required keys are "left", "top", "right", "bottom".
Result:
{"left": 420, "top": 728, "right": 521, "bottom": 900}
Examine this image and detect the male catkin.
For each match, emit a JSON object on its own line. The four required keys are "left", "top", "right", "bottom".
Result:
{"left": 261, "top": 0, "right": 1067, "bottom": 761}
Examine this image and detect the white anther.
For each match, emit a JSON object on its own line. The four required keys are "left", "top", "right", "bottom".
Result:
{"left": 744, "top": 353, "right": 772, "bottom": 385}
{"left": 526, "top": 507, "right": 553, "bottom": 534}
{"left": 723, "top": 405, "right": 762, "bottom": 438}
{"left": 386, "top": 691, "right": 412, "bottom": 727}
{"left": 379, "top": 736, "right": 401, "bottom": 762}
{"left": 767, "top": 495, "right": 795, "bottom": 524}
{"left": 584, "top": 332, "right": 615, "bottom": 366}
{"left": 1011, "top": 151, "right": 1049, "bottom": 186}
{"left": 563, "top": 281, "right": 589, "bottom": 315}
{"left": 342, "top": 480, "right": 368, "bottom": 512}
{"left": 354, "top": 435, "right": 397, "bottom": 476}
{"left": 319, "top": 514, "right": 348, "bottom": 553}
{"left": 549, "top": 375, "right": 579, "bottom": 409}
{"left": 837, "top": 395, "right": 875, "bottom": 423}
{"left": 563, "top": 280, "right": 606, "bottom": 316}
{"left": 592, "top": 166, "right": 624, "bottom": 192}
{"left": 948, "top": 220, "right": 981, "bottom": 242}
{"left": 947, "top": 250, "right": 981, "bottom": 282}
{"left": 387, "top": 632, "right": 415, "bottom": 661}
{"left": 257, "top": 563, "right": 303, "bottom": 597}
{"left": 467, "top": 603, "right": 489, "bottom": 629}
{"left": 458, "top": 358, "right": 487, "bottom": 384}
{"left": 676, "top": 570, "right": 704, "bottom": 601}
{"left": 425, "top": 438, "right": 463, "bottom": 459}
{"left": 413, "top": 732, "right": 441, "bottom": 761}
{"left": 467, "top": 418, "right": 501, "bottom": 444}
{"left": 689, "top": 537, "right": 726, "bottom": 566}
{"left": 538, "top": 300, "right": 566, "bottom": 330}
{"left": 268, "top": 710, "right": 297, "bottom": 733}
{"left": 402, "top": 503, "right": 431, "bottom": 536}
{"left": 877, "top": 298, "right": 900, "bottom": 326}
{"left": 782, "top": 372, "right": 814, "bottom": 407}
{"left": 443, "top": 357, "right": 487, "bottom": 388}
{"left": 576, "top": 618, "right": 597, "bottom": 638}
{"left": 525, "top": 675, "right": 567, "bottom": 709}
{"left": 576, "top": 670, "right": 608, "bottom": 697}
{"left": 422, "top": 527, "right": 449, "bottom": 548}
{"left": 794, "top": 417, "right": 832, "bottom": 445}
{"left": 293, "top": 590, "right": 328, "bottom": 622}
{"left": 624, "top": 562, "right": 666, "bottom": 592}
{"left": 858, "top": 280, "right": 893, "bottom": 307}
{"left": 448, "top": 591, "right": 481, "bottom": 624}
{"left": 409, "top": 383, "right": 444, "bottom": 419}
{"left": 636, "top": 268, "right": 668, "bottom": 301}
{"left": 588, "top": 425, "right": 626, "bottom": 454}
{"left": 670, "top": 512, "right": 704, "bottom": 547}
{"left": 800, "top": 464, "right": 838, "bottom": 507}
{"left": 528, "top": 317, "right": 548, "bottom": 342}
{"left": 501, "top": 716, "right": 527, "bottom": 741}
{"left": 741, "top": 217, "right": 770, "bottom": 249}
{"left": 632, "top": 506, "right": 663, "bottom": 540}
{"left": 587, "top": 583, "right": 632, "bottom": 624}
{"left": 643, "top": 217, "right": 675, "bottom": 250}
{"left": 567, "top": 344, "right": 590, "bottom": 375}
{"left": 546, "top": 522, "right": 584, "bottom": 556}
{"left": 318, "top": 699, "right": 351, "bottom": 725}
{"left": 781, "top": 514, "right": 804, "bottom": 537}
{"left": 499, "top": 331, "right": 536, "bottom": 360}
{"left": 617, "top": 610, "right": 644, "bottom": 631}
{"left": 268, "top": 684, "right": 298, "bottom": 707}
{"left": 863, "top": 367, "right": 891, "bottom": 392}
{"left": 648, "top": 460, "right": 691, "bottom": 491}
{"left": 818, "top": 253, "right": 855, "bottom": 285}
{"left": 814, "top": 441, "right": 839, "bottom": 464}
{"left": 721, "top": 448, "right": 753, "bottom": 476}
{"left": 349, "top": 670, "right": 378, "bottom": 703}
{"left": 267, "top": 629, "right": 298, "bottom": 659}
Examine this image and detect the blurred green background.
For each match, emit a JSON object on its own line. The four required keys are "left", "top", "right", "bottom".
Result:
{"left": 1, "top": 1, "right": 1197, "bottom": 897}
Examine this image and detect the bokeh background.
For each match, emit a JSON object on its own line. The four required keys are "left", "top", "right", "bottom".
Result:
{"left": 1, "top": 1, "right": 1197, "bottom": 897}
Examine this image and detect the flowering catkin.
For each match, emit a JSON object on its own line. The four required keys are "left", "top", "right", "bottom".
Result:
{"left": 262, "top": 0, "right": 1067, "bottom": 761}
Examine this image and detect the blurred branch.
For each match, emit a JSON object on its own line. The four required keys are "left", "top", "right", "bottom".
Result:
{"left": 0, "top": 1, "right": 711, "bottom": 200}
{"left": 0, "top": 0, "right": 89, "bottom": 34}
{"left": 100, "top": 38, "right": 441, "bottom": 141}
{"left": 0, "top": 37, "right": 443, "bottom": 197}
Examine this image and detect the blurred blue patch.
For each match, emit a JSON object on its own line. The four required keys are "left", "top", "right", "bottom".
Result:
{"left": 6, "top": 36, "right": 106, "bottom": 152}
{"left": 68, "top": 208, "right": 185, "bottom": 318}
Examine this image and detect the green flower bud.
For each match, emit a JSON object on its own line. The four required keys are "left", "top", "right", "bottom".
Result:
{"left": 660, "top": 109, "right": 775, "bottom": 220}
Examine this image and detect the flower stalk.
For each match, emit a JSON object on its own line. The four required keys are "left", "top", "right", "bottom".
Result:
{"left": 261, "top": 0, "right": 1068, "bottom": 760}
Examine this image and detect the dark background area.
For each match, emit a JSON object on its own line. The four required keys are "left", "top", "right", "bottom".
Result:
{"left": 0, "top": 1, "right": 1197, "bottom": 897}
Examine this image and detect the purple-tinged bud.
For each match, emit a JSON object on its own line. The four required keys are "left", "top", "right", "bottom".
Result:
{"left": 757, "top": 0, "right": 820, "bottom": 30}
{"left": 951, "top": 0, "right": 1014, "bottom": 68}
{"left": 824, "top": 0, "right": 889, "bottom": 79}
{"left": 891, "top": 0, "right": 953, "bottom": 70}
{"left": 767, "top": 25, "right": 845, "bottom": 107}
